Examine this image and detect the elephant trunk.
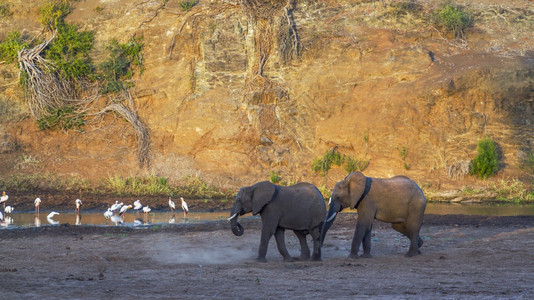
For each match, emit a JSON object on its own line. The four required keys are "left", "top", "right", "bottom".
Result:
{"left": 229, "top": 202, "right": 244, "bottom": 236}
{"left": 320, "top": 201, "right": 341, "bottom": 246}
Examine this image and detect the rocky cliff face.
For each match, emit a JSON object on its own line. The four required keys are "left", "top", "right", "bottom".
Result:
{"left": 0, "top": 0, "right": 533, "bottom": 191}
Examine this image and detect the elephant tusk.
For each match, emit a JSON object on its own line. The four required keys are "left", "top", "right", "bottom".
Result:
{"left": 227, "top": 213, "right": 238, "bottom": 221}
{"left": 328, "top": 197, "right": 332, "bottom": 205}
{"left": 326, "top": 212, "right": 337, "bottom": 223}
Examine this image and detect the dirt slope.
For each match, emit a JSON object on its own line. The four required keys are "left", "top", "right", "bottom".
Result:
{"left": 0, "top": 0, "right": 533, "bottom": 193}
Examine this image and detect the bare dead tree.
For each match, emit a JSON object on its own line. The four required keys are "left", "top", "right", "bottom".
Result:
{"left": 17, "top": 31, "right": 151, "bottom": 168}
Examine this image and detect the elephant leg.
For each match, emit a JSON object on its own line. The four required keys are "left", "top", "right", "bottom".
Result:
{"left": 360, "top": 224, "right": 373, "bottom": 258}
{"left": 392, "top": 222, "right": 420, "bottom": 257}
{"left": 257, "top": 225, "right": 275, "bottom": 262}
{"left": 293, "top": 230, "right": 310, "bottom": 260}
{"left": 309, "top": 227, "right": 322, "bottom": 261}
{"left": 274, "top": 227, "right": 293, "bottom": 262}
{"left": 349, "top": 220, "right": 371, "bottom": 259}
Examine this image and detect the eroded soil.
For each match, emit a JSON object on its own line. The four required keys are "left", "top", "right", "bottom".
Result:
{"left": 0, "top": 214, "right": 533, "bottom": 299}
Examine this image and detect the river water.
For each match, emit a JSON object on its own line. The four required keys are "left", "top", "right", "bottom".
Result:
{"left": 1, "top": 202, "right": 533, "bottom": 229}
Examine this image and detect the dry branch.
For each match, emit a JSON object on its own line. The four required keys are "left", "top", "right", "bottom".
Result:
{"left": 17, "top": 31, "right": 151, "bottom": 168}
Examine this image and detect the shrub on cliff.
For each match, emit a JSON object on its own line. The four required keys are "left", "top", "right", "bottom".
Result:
{"left": 433, "top": 2, "right": 472, "bottom": 39}
{"left": 470, "top": 137, "right": 499, "bottom": 179}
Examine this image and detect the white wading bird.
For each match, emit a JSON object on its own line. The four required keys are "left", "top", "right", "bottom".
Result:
{"left": 181, "top": 197, "right": 189, "bottom": 218}
{"left": 133, "top": 200, "right": 143, "bottom": 213}
{"left": 119, "top": 204, "right": 132, "bottom": 215}
{"left": 4, "top": 206, "right": 14, "bottom": 214}
{"left": 103, "top": 208, "right": 113, "bottom": 219}
{"left": 142, "top": 206, "right": 151, "bottom": 215}
{"left": 47, "top": 212, "right": 59, "bottom": 224}
{"left": 34, "top": 198, "right": 41, "bottom": 215}
{"left": 75, "top": 199, "right": 82, "bottom": 214}
{"left": 1, "top": 191, "right": 8, "bottom": 209}
{"left": 110, "top": 201, "right": 123, "bottom": 213}
{"left": 168, "top": 197, "right": 176, "bottom": 212}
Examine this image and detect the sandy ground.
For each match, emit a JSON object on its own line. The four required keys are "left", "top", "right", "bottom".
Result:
{"left": 0, "top": 214, "right": 533, "bottom": 299}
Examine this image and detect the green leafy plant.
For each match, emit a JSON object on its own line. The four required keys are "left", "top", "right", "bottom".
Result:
{"left": 470, "top": 137, "right": 499, "bottom": 179}
{"left": 344, "top": 157, "right": 369, "bottom": 173}
{"left": 94, "top": 6, "right": 104, "bottom": 13}
{"left": 269, "top": 171, "right": 281, "bottom": 184}
{"left": 312, "top": 148, "right": 343, "bottom": 176}
{"left": 99, "top": 37, "right": 144, "bottom": 94}
{"left": 43, "top": 23, "right": 95, "bottom": 80}
{"left": 0, "top": 31, "right": 29, "bottom": 63}
{"left": 398, "top": 145, "right": 410, "bottom": 170}
{"left": 179, "top": 0, "right": 196, "bottom": 12}
{"left": 312, "top": 148, "right": 368, "bottom": 176}
{"left": 433, "top": 2, "right": 473, "bottom": 39}
{"left": 38, "top": 0, "right": 71, "bottom": 30}
{"left": 36, "top": 106, "right": 85, "bottom": 131}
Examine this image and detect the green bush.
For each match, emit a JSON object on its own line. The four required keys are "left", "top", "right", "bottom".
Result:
{"left": 179, "top": 1, "right": 197, "bottom": 12}
{"left": 312, "top": 148, "right": 369, "bottom": 176}
{"left": 434, "top": 2, "right": 472, "bottom": 38}
{"left": 470, "top": 137, "right": 499, "bottom": 179}
{"left": 43, "top": 23, "right": 95, "bottom": 80}
{"left": 269, "top": 171, "right": 281, "bottom": 184}
{"left": 36, "top": 106, "right": 85, "bottom": 131}
{"left": 0, "top": 31, "right": 29, "bottom": 63}
{"left": 99, "top": 37, "right": 144, "bottom": 94}
{"left": 38, "top": 0, "right": 71, "bottom": 30}
{"left": 344, "top": 157, "right": 370, "bottom": 173}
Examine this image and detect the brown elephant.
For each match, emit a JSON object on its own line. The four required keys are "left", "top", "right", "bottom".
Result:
{"left": 228, "top": 181, "right": 326, "bottom": 262}
{"left": 321, "top": 172, "right": 427, "bottom": 258}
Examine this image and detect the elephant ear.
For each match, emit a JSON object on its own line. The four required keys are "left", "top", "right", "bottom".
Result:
{"left": 251, "top": 181, "right": 277, "bottom": 215}
{"left": 347, "top": 171, "right": 367, "bottom": 208}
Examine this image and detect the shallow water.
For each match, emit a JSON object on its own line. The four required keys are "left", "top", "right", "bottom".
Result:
{"left": 1, "top": 202, "right": 533, "bottom": 229}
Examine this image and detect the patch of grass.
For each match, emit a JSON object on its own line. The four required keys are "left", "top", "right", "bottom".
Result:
{"left": 0, "top": 1, "right": 13, "bottom": 18}
{"left": 36, "top": 106, "right": 85, "bottom": 131}
{"left": 489, "top": 179, "right": 533, "bottom": 203}
{"left": 179, "top": 0, "right": 196, "bottom": 12}
{"left": 519, "top": 152, "right": 534, "bottom": 175}
{"left": 0, "top": 31, "right": 30, "bottom": 64}
{"left": 0, "top": 173, "right": 90, "bottom": 192}
{"left": 269, "top": 171, "right": 281, "bottom": 184}
{"left": 312, "top": 148, "right": 369, "bottom": 176}
{"left": 177, "top": 175, "right": 232, "bottom": 199}
{"left": 470, "top": 137, "right": 499, "bottom": 180}
{"left": 318, "top": 185, "right": 332, "bottom": 200}
{"left": 14, "top": 155, "right": 41, "bottom": 170}
{"left": 433, "top": 1, "right": 473, "bottom": 39}
{"left": 106, "top": 175, "right": 171, "bottom": 196}
{"left": 94, "top": 6, "right": 104, "bottom": 13}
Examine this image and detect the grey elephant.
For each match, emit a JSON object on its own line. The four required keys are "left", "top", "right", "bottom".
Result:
{"left": 228, "top": 181, "right": 326, "bottom": 262}
{"left": 321, "top": 171, "right": 427, "bottom": 258}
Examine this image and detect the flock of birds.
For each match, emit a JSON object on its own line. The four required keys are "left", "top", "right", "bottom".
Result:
{"left": 0, "top": 191, "right": 189, "bottom": 227}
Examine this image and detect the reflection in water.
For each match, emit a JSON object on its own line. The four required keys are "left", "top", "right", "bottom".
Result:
{"left": 6, "top": 202, "right": 531, "bottom": 229}
{"left": 110, "top": 215, "right": 122, "bottom": 225}
{"left": 47, "top": 212, "right": 60, "bottom": 224}
{"left": 75, "top": 214, "right": 82, "bottom": 226}
{"left": 3, "top": 216, "right": 13, "bottom": 226}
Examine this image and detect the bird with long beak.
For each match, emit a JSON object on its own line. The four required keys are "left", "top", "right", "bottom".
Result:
{"left": 142, "top": 206, "right": 151, "bottom": 222}
{"left": 119, "top": 204, "right": 132, "bottom": 215}
{"left": 168, "top": 197, "right": 176, "bottom": 212}
{"left": 75, "top": 199, "right": 82, "bottom": 214}
{"left": 181, "top": 197, "right": 189, "bottom": 219}
{"left": 34, "top": 198, "right": 41, "bottom": 215}
{"left": 0, "top": 191, "right": 8, "bottom": 209}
